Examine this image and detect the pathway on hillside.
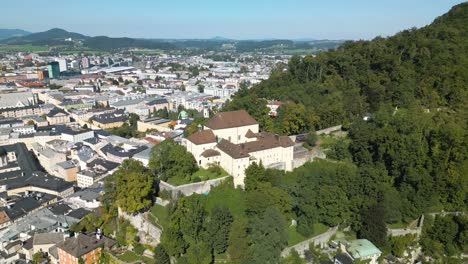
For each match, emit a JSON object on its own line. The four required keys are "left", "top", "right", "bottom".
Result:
{"left": 281, "top": 226, "right": 338, "bottom": 258}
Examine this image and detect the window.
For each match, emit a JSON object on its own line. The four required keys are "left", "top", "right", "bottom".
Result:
{"left": 238, "top": 135, "right": 240, "bottom": 140}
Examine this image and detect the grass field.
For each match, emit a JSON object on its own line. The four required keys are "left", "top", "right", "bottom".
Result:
{"left": 0, "top": 45, "right": 49, "bottom": 52}
{"left": 131, "top": 49, "right": 162, "bottom": 55}
{"left": 116, "top": 250, "right": 153, "bottom": 263}
{"left": 59, "top": 49, "right": 106, "bottom": 55}
{"left": 148, "top": 204, "right": 170, "bottom": 230}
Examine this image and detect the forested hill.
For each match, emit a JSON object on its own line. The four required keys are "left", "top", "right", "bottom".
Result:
{"left": 223, "top": 3, "right": 467, "bottom": 231}
{"left": 225, "top": 2, "right": 467, "bottom": 132}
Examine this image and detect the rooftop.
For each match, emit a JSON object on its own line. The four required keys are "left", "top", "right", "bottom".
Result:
{"left": 204, "top": 110, "right": 258, "bottom": 130}
{"left": 186, "top": 129, "right": 216, "bottom": 145}
{"left": 33, "top": 232, "right": 64, "bottom": 245}
{"left": 347, "top": 239, "right": 382, "bottom": 259}
{"left": 56, "top": 233, "right": 116, "bottom": 258}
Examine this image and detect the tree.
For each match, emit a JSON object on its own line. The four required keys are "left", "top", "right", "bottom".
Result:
{"left": 198, "top": 84, "right": 205, "bottom": 93}
{"left": 227, "top": 218, "right": 249, "bottom": 262}
{"left": 161, "top": 223, "right": 187, "bottom": 256}
{"left": 128, "top": 113, "right": 140, "bottom": 128}
{"left": 281, "top": 249, "right": 304, "bottom": 264}
{"left": 172, "top": 195, "right": 207, "bottom": 242}
{"left": 148, "top": 139, "right": 197, "bottom": 182}
{"left": 154, "top": 245, "right": 170, "bottom": 264}
{"left": 244, "top": 162, "right": 268, "bottom": 191}
{"left": 275, "top": 102, "right": 309, "bottom": 135}
{"left": 305, "top": 131, "right": 317, "bottom": 147}
{"left": 98, "top": 249, "right": 111, "bottom": 264}
{"left": 26, "top": 120, "right": 35, "bottom": 126}
{"left": 185, "top": 241, "right": 212, "bottom": 264}
{"left": 358, "top": 203, "right": 388, "bottom": 248}
{"left": 247, "top": 207, "right": 288, "bottom": 264}
{"left": 113, "top": 159, "right": 155, "bottom": 213}
{"left": 207, "top": 206, "right": 233, "bottom": 254}
{"left": 223, "top": 88, "right": 273, "bottom": 131}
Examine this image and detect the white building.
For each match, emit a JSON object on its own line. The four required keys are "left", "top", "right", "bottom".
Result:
{"left": 56, "top": 58, "right": 68, "bottom": 72}
{"left": 60, "top": 128, "right": 94, "bottom": 143}
{"left": 76, "top": 170, "right": 106, "bottom": 188}
{"left": 185, "top": 110, "right": 294, "bottom": 187}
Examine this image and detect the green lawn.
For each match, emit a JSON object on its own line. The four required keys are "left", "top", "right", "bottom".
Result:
{"left": 167, "top": 167, "right": 228, "bottom": 186}
{"left": 205, "top": 183, "right": 246, "bottom": 217}
{"left": 318, "top": 134, "right": 341, "bottom": 148}
{"left": 148, "top": 204, "right": 169, "bottom": 230}
{"left": 287, "top": 223, "right": 329, "bottom": 246}
{"left": 116, "top": 251, "right": 140, "bottom": 262}
{"left": 116, "top": 250, "right": 153, "bottom": 263}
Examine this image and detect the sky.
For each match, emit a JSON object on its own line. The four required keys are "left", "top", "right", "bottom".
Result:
{"left": 1, "top": 0, "right": 465, "bottom": 40}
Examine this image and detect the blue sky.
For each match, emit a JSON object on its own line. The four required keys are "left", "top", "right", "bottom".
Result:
{"left": 2, "top": 0, "right": 465, "bottom": 39}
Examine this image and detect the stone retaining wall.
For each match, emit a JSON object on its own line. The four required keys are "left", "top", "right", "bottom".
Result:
{"left": 159, "top": 176, "right": 231, "bottom": 199}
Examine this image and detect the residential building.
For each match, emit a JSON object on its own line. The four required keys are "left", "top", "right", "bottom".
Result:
{"left": 36, "top": 146, "right": 67, "bottom": 174}
{"left": 60, "top": 126, "right": 94, "bottom": 143}
{"left": 76, "top": 170, "right": 106, "bottom": 188}
{"left": 32, "top": 233, "right": 65, "bottom": 258}
{"left": 0, "top": 211, "right": 11, "bottom": 230}
{"left": 47, "top": 108, "right": 70, "bottom": 125}
{"left": 65, "top": 190, "right": 100, "bottom": 209}
{"left": 81, "top": 57, "right": 90, "bottom": 69}
{"left": 91, "top": 110, "right": 126, "bottom": 129}
{"left": 53, "top": 160, "right": 80, "bottom": 182}
{"left": 0, "top": 143, "right": 74, "bottom": 198}
{"left": 137, "top": 117, "right": 173, "bottom": 132}
{"left": 56, "top": 233, "right": 116, "bottom": 264}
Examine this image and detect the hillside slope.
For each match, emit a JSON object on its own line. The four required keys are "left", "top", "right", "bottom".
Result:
{"left": 226, "top": 2, "right": 467, "bottom": 130}
{"left": 0, "top": 29, "right": 30, "bottom": 40}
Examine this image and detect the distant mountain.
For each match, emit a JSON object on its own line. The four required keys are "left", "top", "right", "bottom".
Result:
{"left": 84, "top": 36, "right": 176, "bottom": 50}
{"left": 0, "top": 29, "right": 31, "bottom": 40}
{"left": 0, "top": 27, "right": 344, "bottom": 52}
{"left": 209, "top": 36, "right": 233, "bottom": 41}
{"left": 1, "top": 28, "right": 88, "bottom": 45}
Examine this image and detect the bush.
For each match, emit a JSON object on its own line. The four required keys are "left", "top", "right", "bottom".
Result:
{"left": 208, "top": 164, "right": 222, "bottom": 175}
{"left": 133, "top": 243, "right": 145, "bottom": 255}
{"left": 192, "top": 176, "right": 202, "bottom": 183}
{"left": 297, "top": 216, "right": 313, "bottom": 237}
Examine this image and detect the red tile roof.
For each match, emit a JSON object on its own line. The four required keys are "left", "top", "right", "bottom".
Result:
{"left": 186, "top": 130, "right": 216, "bottom": 145}
{"left": 205, "top": 110, "right": 257, "bottom": 130}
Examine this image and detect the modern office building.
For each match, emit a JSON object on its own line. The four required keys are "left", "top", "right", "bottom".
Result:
{"left": 47, "top": 62, "right": 60, "bottom": 79}
{"left": 56, "top": 58, "right": 68, "bottom": 72}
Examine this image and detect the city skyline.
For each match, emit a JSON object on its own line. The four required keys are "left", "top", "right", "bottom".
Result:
{"left": 2, "top": 0, "right": 465, "bottom": 40}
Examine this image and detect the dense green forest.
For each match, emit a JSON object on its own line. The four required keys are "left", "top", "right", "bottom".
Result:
{"left": 225, "top": 3, "right": 467, "bottom": 132}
